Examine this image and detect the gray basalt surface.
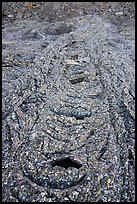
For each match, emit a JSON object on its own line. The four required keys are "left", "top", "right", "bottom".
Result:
{"left": 2, "top": 4, "right": 135, "bottom": 202}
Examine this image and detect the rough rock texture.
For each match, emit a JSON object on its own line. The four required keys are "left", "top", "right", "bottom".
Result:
{"left": 2, "top": 2, "right": 135, "bottom": 202}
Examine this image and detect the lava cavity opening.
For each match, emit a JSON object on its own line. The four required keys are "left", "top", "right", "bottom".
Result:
{"left": 51, "top": 157, "right": 82, "bottom": 169}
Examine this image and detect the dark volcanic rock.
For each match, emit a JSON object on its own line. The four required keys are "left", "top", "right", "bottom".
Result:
{"left": 2, "top": 2, "right": 135, "bottom": 202}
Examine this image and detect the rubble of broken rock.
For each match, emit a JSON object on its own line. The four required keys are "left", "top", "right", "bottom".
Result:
{"left": 2, "top": 11, "right": 135, "bottom": 202}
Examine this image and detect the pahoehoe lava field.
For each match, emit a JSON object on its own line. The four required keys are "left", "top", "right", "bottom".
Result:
{"left": 2, "top": 2, "right": 135, "bottom": 202}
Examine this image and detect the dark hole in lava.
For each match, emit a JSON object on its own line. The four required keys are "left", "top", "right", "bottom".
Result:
{"left": 69, "top": 77, "right": 85, "bottom": 84}
{"left": 75, "top": 115, "right": 85, "bottom": 120}
{"left": 51, "top": 157, "right": 82, "bottom": 169}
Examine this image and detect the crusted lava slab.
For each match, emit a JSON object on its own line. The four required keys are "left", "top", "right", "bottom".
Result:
{"left": 17, "top": 138, "right": 87, "bottom": 189}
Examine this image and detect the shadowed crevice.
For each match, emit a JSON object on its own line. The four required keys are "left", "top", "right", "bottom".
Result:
{"left": 51, "top": 157, "right": 82, "bottom": 169}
